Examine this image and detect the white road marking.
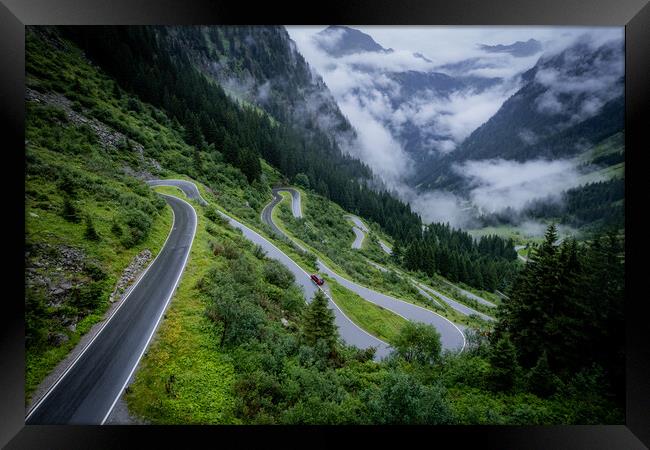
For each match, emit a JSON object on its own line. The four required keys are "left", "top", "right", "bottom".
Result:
{"left": 25, "top": 196, "right": 179, "bottom": 421}
{"left": 101, "top": 193, "right": 198, "bottom": 424}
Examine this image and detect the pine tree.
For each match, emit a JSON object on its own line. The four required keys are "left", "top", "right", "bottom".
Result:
{"left": 185, "top": 112, "right": 205, "bottom": 150}
{"left": 62, "top": 196, "right": 81, "bottom": 223}
{"left": 84, "top": 215, "right": 100, "bottom": 241}
{"left": 193, "top": 146, "right": 203, "bottom": 175}
{"left": 497, "top": 223, "right": 561, "bottom": 368}
{"left": 527, "top": 351, "right": 559, "bottom": 397}
{"left": 391, "top": 241, "right": 402, "bottom": 265}
{"left": 488, "top": 334, "right": 519, "bottom": 391}
{"left": 302, "top": 289, "right": 337, "bottom": 353}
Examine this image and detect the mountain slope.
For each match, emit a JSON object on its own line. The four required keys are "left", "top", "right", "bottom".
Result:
{"left": 163, "top": 26, "right": 357, "bottom": 146}
{"left": 62, "top": 25, "right": 425, "bottom": 242}
{"left": 312, "top": 25, "right": 508, "bottom": 174}
{"left": 416, "top": 37, "right": 625, "bottom": 192}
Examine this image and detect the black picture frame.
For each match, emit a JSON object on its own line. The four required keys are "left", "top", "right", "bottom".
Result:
{"left": 1, "top": 0, "right": 648, "bottom": 448}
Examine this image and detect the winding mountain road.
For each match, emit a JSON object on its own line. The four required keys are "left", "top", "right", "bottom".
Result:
{"left": 159, "top": 182, "right": 391, "bottom": 360}
{"left": 514, "top": 245, "right": 529, "bottom": 262}
{"left": 379, "top": 241, "right": 393, "bottom": 255}
{"left": 365, "top": 259, "right": 492, "bottom": 321}
{"left": 439, "top": 279, "right": 497, "bottom": 308}
{"left": 415, "top": 282, "right": 494, "bottom": 322}
{"left": 147, "top": 179, "right": 208, "bottom": 206}
{"left": 345, "top": 215, "right": 368, "bottom": 249}
{"left": 26, "top": 193, "right": 197, "bottom": 424}
{"left": 262, "top": 188, "right": 466, "bottom": 352}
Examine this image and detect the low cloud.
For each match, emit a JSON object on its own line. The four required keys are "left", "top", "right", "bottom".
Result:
{"left": 454, "top": 158, "right": 600, "bottom": 214}
{"left": 405, "top": 188, "right": 476, "bottom": 228}
{"left": 286, "top": 26, "right": 623, "bottom": 228}
{"left": 518, "top": 220, "right": 580, "bottom": 238}
{"left": 533, "top": 34, "right": 624, "bottom": 124}
{"left": 394, "top": 82, "right": 521, "bottom": 148}
{"left": 338, "top": 95, "right": 415, "bottom": 185}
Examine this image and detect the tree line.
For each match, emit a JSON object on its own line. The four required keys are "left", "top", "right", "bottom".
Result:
{"left": 392, "top": 223, "right": 520, "bottom": 291}
{"left": 493, "top": 224, "right": 624, "bottom": 405}
{"left": 480, "top": 178, "right": 624, "bottom": 231}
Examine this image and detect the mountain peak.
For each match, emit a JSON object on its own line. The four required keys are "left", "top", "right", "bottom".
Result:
{"left": 316, "top": 25, "right": 393, "bottom": 57}
{"left": 479, "top": 38, "right": 542, "bottom": 57}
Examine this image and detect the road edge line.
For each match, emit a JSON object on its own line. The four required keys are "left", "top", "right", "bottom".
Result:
{"left": 25, "top": 195, "right": 178, "bottom": 421}
{"left": 101, "top": 194, "right": 198, "bottom": 425}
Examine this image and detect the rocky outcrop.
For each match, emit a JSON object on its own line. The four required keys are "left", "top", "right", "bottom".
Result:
{"left": 26, "top": 88, "right": 144, "bottom": 155}
{"left": 109, "top": 249, "right": 153, "bottom": 303}
{"left": 25, "top": 243, "right": 88, "bottom": 308}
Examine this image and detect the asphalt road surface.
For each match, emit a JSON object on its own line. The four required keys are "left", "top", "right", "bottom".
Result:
{"left": 350, "top": 226, "right": 365, "bottom": 249}
{"left": 346, "top": 214, "right": 368, "bottom": 232}
{"left": 262, "top": 190, "right": 465, "bottom": 352}
{"left": 147, "top": 179, "right": 208, "bottom": 205}
{"left": 440, "top": 279, "right": 496, "bottom": 308}
{"left": 317, "top": 261, "right": 466, "bottom": 351}
{"left": 345, "top": 215, "right": 368, "bottom": 249}
{"left": 26, "top": 194, "right": 197, "bottom": 424}
{"left": 416, "top": 283, "right": 494, "bottom": 322}
{"left": 275, "top": 187, "right": 302, "bottom": 218}
{"left": 366, "top": 260, "right": 445, "bottom": 309}
{"left": 379, "top": 241, "right": 393, "bottom": 255}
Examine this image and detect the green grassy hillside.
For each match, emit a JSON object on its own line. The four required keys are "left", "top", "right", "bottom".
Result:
{"left": 25, "top": 27, "right": 624, "bottom": 425}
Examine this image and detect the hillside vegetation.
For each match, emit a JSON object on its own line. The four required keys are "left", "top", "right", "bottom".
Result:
{"left": 25, "top": 26, "right": 625, "bottom": 424}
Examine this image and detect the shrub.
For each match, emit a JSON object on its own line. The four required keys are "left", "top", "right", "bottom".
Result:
{"left": 263, "top": 261, "right": 295, "bottom": 290}
{"left": 280, "top": 285, "right": 305, "bottom": 317}
{"left": 363, "top": 371, "right": 453, "bottom": 424}
{"left": 58, "top": 170, "right": 79, "bottom": 198}
{"left": 392, "top": 321, "right": 442, "bottom": 366}
{"left": 205, "top": 224, "right": 218, "bottom": 236}
{"left": 69, "top": 280, "right": 106, "bottom": 310}
{"left": 204, "top": 206, "right": 229, "bottom": 226}
{"left": 110, "top": 219, "right": 123, "bottom": 237}
{"left": 293, "top": 173, "right": 310, "bottom": 189}
{"left": 206, "top": 287, "right": 265, "bottom": 348}
{"left": 204, "top": 206, "right": 219, "bottom": 222}
{"left": 252, "top": 244, "right": 266, "bottom": 259}
{"left": 83, "top": 261, "right": 107, "bottom": 281}
{"left": 127, "top": 97, "right": 142, "bottom": 113}
{"left": 120, "top": 209, "right": 152, "bottom": 248}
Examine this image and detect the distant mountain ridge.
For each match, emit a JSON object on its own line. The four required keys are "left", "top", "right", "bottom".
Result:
{"left": 415, "top": 37, "right": 625, "bottom": 192}
{"left": 315, "top": 25, "right": 394, "bottom": 56}
{"left": 479, "top": 38, "right": 542, "bottom": 57}
{"left": 164, "top": 26, "right": 357, "bottom": 148}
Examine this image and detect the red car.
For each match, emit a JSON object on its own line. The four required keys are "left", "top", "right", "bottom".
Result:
{"left": 310, "top": 274, "right": 324, "bottom": 286}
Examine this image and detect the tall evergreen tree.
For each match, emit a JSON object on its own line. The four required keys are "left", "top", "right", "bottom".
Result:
{"left": 302, "top": 289, "right": 337, "bottom": 353}
{"left": 61, "top": 195, "right": 81, "bottom": 223}
{"left": 488, "top": 334, "right": 519, "bottom": 391}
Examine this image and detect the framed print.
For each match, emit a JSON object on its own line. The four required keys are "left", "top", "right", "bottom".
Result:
{"left": 1, "top": 0, "right": 648, "bottom": 447}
